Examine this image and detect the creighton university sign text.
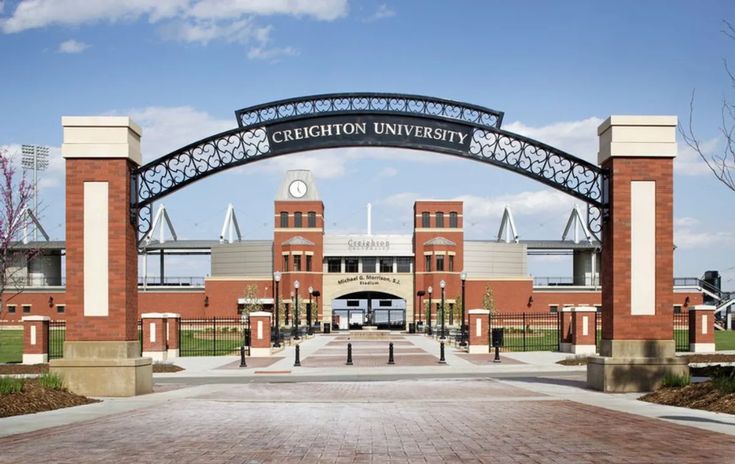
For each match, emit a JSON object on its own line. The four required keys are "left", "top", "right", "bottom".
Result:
{"left": 266, "top": 114, "right": 472, "bottom": 155}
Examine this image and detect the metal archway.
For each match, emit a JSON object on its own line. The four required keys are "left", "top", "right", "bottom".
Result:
{"left": 132, "top": 93, "right": 607, "bottom": 238}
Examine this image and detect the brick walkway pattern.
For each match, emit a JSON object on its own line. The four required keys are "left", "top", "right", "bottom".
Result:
{"left": 301, "top": 336, "right": 442, "bottom": 367}
{"left": 1, "top": 379, "right": 735, "bottom": 463}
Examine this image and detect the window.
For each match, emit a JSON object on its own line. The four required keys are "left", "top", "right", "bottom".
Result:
{"left": 424, "top": 255, "right": 432, "bottom": 272}
{"left": 362, "top": 257, "right": 376, "bottom": 273}
{"left": 421, "top": 211, "right": 430, "bottom": 228}
{"left": 56, "top": 304, "right": 65, "bottom": 314}
{"left": 22, "top": 305, "right": 31, "bottom": 314}
{"left": 345, "top": 258, "right": 358, "bottom": 273}
{"left": 347, "top": 300, "right": 360, "bottom": 307}
{"left": 673, "top": 304, "right": 682, "bottom": 314}
{"left": 306, "top": 255, "right": 312, "bottom": 272}
{"left": 379, "top": 300, "right": 392, "bottom": 307}
{"left": 380, "top": 258, "right": 393, "bottom": 273}
{"left": 280, "top": 212, "right": 288, "bottom": 228}
{"left": 449, "top": 212, "right": 458, "bottom": 228}
{"left": 293, "top": 255, "right": 301, "bottom": 272}
{"left": 549, "top": 305, "right": 559, "bottom": 313}
{"left": 308, "top": 211, "right": 316, "bottom": 228}
{"left": 595, "top": 305, "right": 602, "bottom": 312}
{"left": 436, "top": 212, "right": 444, "bottom": 228}
{"left": 436, "top": 255, "right": 445, "bottom": 272}
{"left": 448, "top": 255, "right": 454, "bottom": 272}
{"left": 397, "top": 257, "right": 412, "bottom": 273}
{"left": 283, "top": 255, "right": 289, "bottom": 272}
{"left": 327, "top": 258, "right": 341, "bottom": 273}
{"left": 294, "top": 212, "right": 303, "bottom": 228}
{"left": 7, "top": 304, "right": 15, "bottom": 314}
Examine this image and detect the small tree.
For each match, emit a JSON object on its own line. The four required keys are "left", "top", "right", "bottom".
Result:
{"left": 0, "top": 149, "right": 36, "bottom": 322}
{"left": 309, "top": 299, "right": 319, "bottom": 327}
{"left": 241, "top": 284, "right": 263, "bottom": 317}
{"left": 453, "top": 294, "right": 463, "bottom": 326}
{"left": 482, "top": 286, "right": 496, "bottom": 315}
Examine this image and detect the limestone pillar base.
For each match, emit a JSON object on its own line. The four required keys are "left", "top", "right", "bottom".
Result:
{"left": 587, "top": 356, "right": 688, "bottom": 392}
{"left": 50, "top": 341, "right": 152, "bottom": 397}
{"left": 468, "top": 345, "right": 488, "bottom": 354}
{"left": 249, "top": 347, "right": 272, "bottom": 357}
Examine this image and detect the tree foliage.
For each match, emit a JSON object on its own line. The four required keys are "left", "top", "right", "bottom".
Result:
{"left": 482, "top": 286, "right": 496, "bottom": 315}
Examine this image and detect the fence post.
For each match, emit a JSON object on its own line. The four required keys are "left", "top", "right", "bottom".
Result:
{"left": 522, "top": 313, "right": 527, "bottom": 352}
{"left": 212, "top": 317, "right": 217, "bottom": 356}
{"left": 570, "top": 307, "right": 597, "bottom": 354}
{"left": 141, "top": 313, "right": 168, "bottom": 362}
{"left": 688, "top": 305, "right": 716, "bottom": 353}
{"left": 468, "top": 309, "right": 490, "bottom": 354}
{"left": 249, "top": 311, "right": 273, "bottom": 357}
{"left": 22, "top": 316, "right": 50, "bottom": 364}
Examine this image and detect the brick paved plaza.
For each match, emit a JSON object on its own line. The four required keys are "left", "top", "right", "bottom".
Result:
{"left": 2, "top": 376, "right": 735, "bottom": 464}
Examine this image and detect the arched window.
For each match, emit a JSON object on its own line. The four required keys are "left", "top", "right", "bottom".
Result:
{"left": 280, "top": 211, "right": 288, "bottom": 228}
{"left": 436, "top": 212, "right": 444, "bottom": 228}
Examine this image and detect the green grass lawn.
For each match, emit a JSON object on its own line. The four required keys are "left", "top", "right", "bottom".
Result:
{"left": 0, "top": 330, "right": 23, "bottom": 363}
{"left": 716, "top": 331, "right": 735, "bottom": 351}
{"left": 179, "top": 329, "right": 244, "bottom": 356}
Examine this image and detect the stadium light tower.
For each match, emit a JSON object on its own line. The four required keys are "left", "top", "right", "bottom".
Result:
{"left": 21, "top": 145, "right": 49, "bottom": 241}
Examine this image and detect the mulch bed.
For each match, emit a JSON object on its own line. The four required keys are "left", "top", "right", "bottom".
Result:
{"left": 557, "top": 357, "right": 589, "bottom": 366}
{"left": 0, "top": 363, "right": 183, "bottom": 374}
{"left": 153, "top": 364, "right": 184, "bottom": 373}
{"left": 640, "top": 381, "right": 735, "bottom": 415}
{"left": 0, "top": 379, "right": 99, "bottom": 418}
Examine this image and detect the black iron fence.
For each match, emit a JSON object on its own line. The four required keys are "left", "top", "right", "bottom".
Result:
{"left": 179, "top": 317, "right": 249, "bottom": 356}
{"left": 489, "top": 312, "right": 560, "bottom": 352}
{"left": 674, "top": 313, "right": 689, "bottom": 352}
{"left": 48, "top": 320, "right": 65, "bottom": 360}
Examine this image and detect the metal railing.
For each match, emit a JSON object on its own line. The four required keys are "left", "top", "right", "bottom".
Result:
{"left": 489, "top": 312, "right": 560, "bottom": 352}
{"left": 673, "top": 313, "right": 689, "bottom": 352}
{"left": 138, "top": 276, "right": 205, "bottom": 287}
{"left": 48, "top": 320, "right": 65, "bottom": 360}
{"left": 179, "top": 317, "right": 249, "bottom": 356}
{"left": 533, "top": 276, "right": 601, "bottom": 287}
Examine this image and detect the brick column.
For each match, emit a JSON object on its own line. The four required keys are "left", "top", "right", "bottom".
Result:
{"left": 588, "top": 116, "right": 687, "bottom": 392}
{"left": 141, "top": 313, "right": 168, "bottom": 362}
{"left": 22, "top": 316, "right": 50, "bottom": 364}
{"left": 570, "top": 307, "right": 597, "bottom": 355}
{"left": 50, "top": 116, "right": 152, "bottom": 396}
{"left": 163, "top": 313, "right": 181, "bottom": 358}
{"left": 467, "top": 309, "right": 489, "bottom": 354}
{"left": 559, "top": 308, "right": 573, "bottom": 353}
{"left": 689, "top": 305, "right": 716, "bottom": 353}
{"left": 249, "top": 311, "right": 272, "bottom": 357}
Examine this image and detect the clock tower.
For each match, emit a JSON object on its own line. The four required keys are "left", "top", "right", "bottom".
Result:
{"left": 273, "top": 170, "right": 325, "bottom": 327}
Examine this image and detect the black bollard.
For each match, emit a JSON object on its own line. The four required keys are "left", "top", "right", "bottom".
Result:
{"left": 294, "top": 344, "right": 301, "bottom": 367}
{"left": 439, "top": 341, "right": 446, "bottom": 364}
{"left": 388, "top": 342, "right": 395, "bottom": 365}
{"left": 493, "top": 345, "right": 501, "bottom": 363}
{"left": 239, "top": 345, "right": 247, "bottom": 367}
{"left": 346, "top": 342, "right": 353, "bottom": 365}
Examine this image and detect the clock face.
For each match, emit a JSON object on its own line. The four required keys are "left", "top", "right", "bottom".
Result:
{"left": 289, "top": 180, "right": 307, "bottom": 198}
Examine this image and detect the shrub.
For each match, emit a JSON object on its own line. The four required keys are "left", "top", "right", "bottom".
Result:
{"left": 39, "top": 372, "right": 64, "bottom": 391}
{"left": 0, "top": 377, "right": 24, "bottom": 394}
{"left": 712, "top": 372, "right": 735, "bottom": 394}
{"left": 661, "top": 372, "right": 691, "bottom": 388}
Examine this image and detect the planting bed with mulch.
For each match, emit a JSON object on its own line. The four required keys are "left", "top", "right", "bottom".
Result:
{"left": 0, "top": 363, "right": 184, "bottom": 375}
{"left": 0, "top": 379, "right": 99, "bottom": 418}
{"left": 640, "top": 381, "right": 735, "bottom": 415}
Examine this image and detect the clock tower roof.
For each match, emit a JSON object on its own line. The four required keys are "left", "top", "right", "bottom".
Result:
{"left": 276, "top": 170, "right": 320, "bottom": 201}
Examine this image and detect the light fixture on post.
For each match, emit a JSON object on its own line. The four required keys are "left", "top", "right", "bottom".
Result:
{"left": 48, "top": 296, "right": 54, "bottom": 307}
{"left": 440, "top": 280, "right": 446, "bottom": 340}
{"left": 427, "top": 286, "right": 433, "bottom": 335}
{"left": 273, "top": 271, "right": 281, "bottom": 348}
{"left": 294, "top": 280, "right": 300, "bottom": 340}
{"left": 527, "top": 296, "right": 534, "bottom": 307}
{"left": 460, "top": 271, "right": 467, "bottom": 347}
{"left": 204, "top": 295, "right": 209, "bottom": 307}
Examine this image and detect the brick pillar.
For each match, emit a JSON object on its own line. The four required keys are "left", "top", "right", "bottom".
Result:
{"left": 50, "top": 116, "right": 152, "bottom": 396}
{"left": 249, "top": 311, "right": 272, "bottom": 357}
{"left": 467, "top": 309, "right": 489, "bottom": 354}
{"left": 559, "top": 308, "right": 573, "bottom": 353}
{"left": 689, "top": 305, "right": 716, "bottom": 353}
{"left": 588, "top": 115, "right": 687, "bottom": 392}
{"left": 141, "top": 313, "right": 168, "bottom": 362}
{"left": 164, "top": 313, "right": 181, "bottom": 358}
{"left": 22, "top": 316, "right": 50, "bottom": 364}
{"left": 570, "top": 307, "right": 597, "bottom": 355}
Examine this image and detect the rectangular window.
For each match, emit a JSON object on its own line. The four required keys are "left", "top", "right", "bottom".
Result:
{"left": 673, "top": 304, "right": 682, "bottom": 314}
{"left": 362, "top": 257, "right": 376, "bottom": 273}
{"left": 294, "top": 212, "right": 303, "bottom": 228}
{"left": 421, "top": 212, "right": 430, "bottom": 228}
{"left": 449, "top": 212, "right": 458, "bottom": 228}
{"left": 448, "top": 255, "right": 454, "bottom": 272}
{"left": 595, "top": 305, "right": 602, "bottom": 312}
{"left": 397, "top": 257, "right": 412, "bottom": 273}
{"left": 436, "top": 255, "right": 445, "bottom": 272}
{"left": 345, "top": 258, "right": 358, "bottom": 273}
{"left": 7, "top": 304, "right": 16, "bottom": 314}
{"left": 280, "top": 212, "right": 288, "bottom": 228}
{"left": 22, "top": 304, "right": 31, "bottom": 314}
{"left": 308, "top": 211, "right": 316, "bottom": 228}
{"left": 379, "top": 258, "right": 393, "bottom": 273}
{"left": 283, "top": 255, "right": 289, "bottom": 272}
{"left": 306, "top": 255, "right": 312, "bottom": 272}
{"left": 327, "top": 258, "right": 341, "bottom": 273}
{"left": 549, "top": 305, "right": 559, "bottom": 313}
{"left": 425, "top": 255, "right": 432, "bottom": 272}
{"left": 347, "top": 300, "right": 360, "bottom": 307}
{"left": 379, "top": 300, "right": 392, "bottom": 307}
{"left": 436, "top": 212, "right": 444, "bottom": 228}
{"left": 56, "top": 304, "right": 65, "bottom": 314}
{"left": 293, "top": 255, "right": 301, "bottom": 272}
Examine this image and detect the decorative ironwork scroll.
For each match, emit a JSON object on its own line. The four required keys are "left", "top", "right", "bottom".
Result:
{"left": 133, "top": 93, "right": 608, "bottom": 239}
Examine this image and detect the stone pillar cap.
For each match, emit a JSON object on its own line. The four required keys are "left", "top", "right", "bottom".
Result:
{"left": 468, "top": 309, "right": 490, "bottom": 315}
{"left": 570, "top": 306, "right": 598, "bottom": 313}
{"left": 21, "top": 315, "right": 51, "bottom": 322}
{"left": 62, "top": 116, "right": 142, "bottom": 165}
{"left": 249, "top": 311, "right": 272, "bottom": 317}
{"left": 597, "top": 115, "right": 677, "bottom": 164}
{"left": 160, "top": 313, "right": 181, "bottom": 318}
{"left": 141, "top": 312, "right": 168, "bottom": 319}
{"left": 691, "top": 305, "right": 716, "bottom": 311}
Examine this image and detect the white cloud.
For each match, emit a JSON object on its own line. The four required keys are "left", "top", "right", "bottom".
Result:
{"left": 364, "top": 3, "right": 395, "bottom": 22}
{"left": 247, "top": 44, "right": 297, "bottom": 60}
{"left": 503, "top": 117, "right": 603, "bottom": 163}
{"left": 377, "top": 166, "right": 398, "bottom": 178}
{"left": 674, "top": 137, "right": 718, "bottom": 176}
{"left": 675, "top": 216, "right": 700, "bottom": 227}
{"left": 675, "top": 213, "right": 735, "bottom": 250}
{"left": 57, "top": 39, "right": 89, "bottom": 53}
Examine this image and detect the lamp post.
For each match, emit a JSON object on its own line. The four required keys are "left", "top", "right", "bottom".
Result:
{"left": 308, "top": 286, "right": 313, "bottom": 335}
{"left": 312, "top": 290, "right": 321, "bottom": 332}
{"left": 274, "top": 272, "right": 281, "bottom": 348}
{"left": 440, "top": 280, "right": 446, "bottom": 340}
{"left": 416, "top": 290, "right": 425, "bottom": 332}
{"left": 294, "top": 280, "right": 300, "bottom": 340}
{"left": 460, "top": 272, "right": 467, "bottom": 347}
{"left": 427, "top": 286, "right": 433, "bottom": 335}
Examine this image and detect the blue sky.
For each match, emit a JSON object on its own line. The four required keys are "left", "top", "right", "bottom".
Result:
{"left": 0, "top": 0, "right": 734, "bottom": 287}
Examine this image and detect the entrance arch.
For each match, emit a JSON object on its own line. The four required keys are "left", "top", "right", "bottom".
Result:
{"left": 55, "top": 94, "right": 685, "bottom": 395}
{"left": 331, "top": 291, "right": 407, "bottom": 331}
